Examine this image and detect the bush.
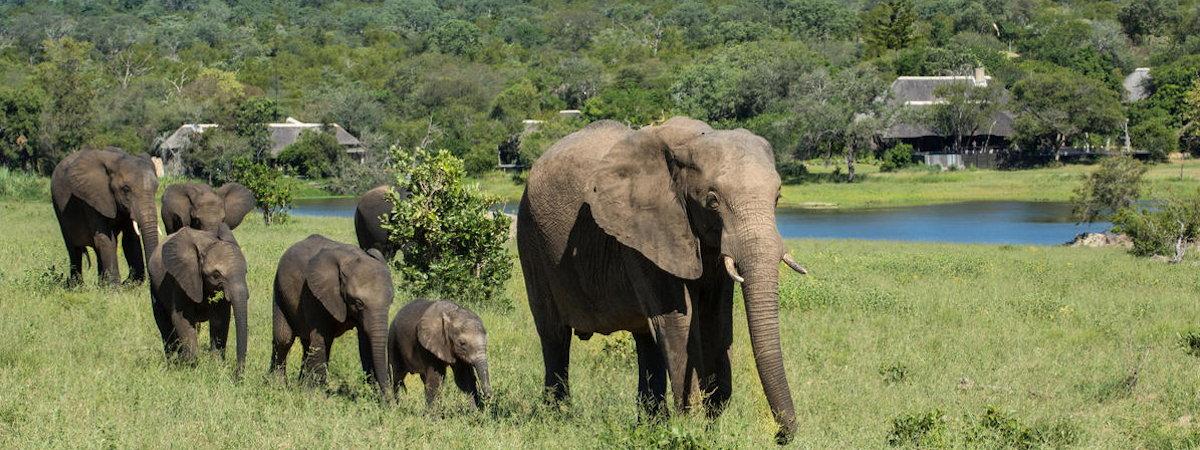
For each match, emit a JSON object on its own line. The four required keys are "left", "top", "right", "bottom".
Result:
{"left": 230, "top": 158, "right": 298, "bottom": 225}
{"left": 1071, "top": 156, "right": 1147, "bottom": 224}
{"left": 276, "top": 130, "right": 344, "bottom": 178}
{"left": 1131, "top": 117, "right": 1178, "bottom": 161}
{"left": 776, "top": 159, "right": 809, "bottom": 184}
{"left": 381, "top": 147, "right": 512, "bottom": 309}
{"left": 1111, "top": 189, "right": 1200, "bottom": 261}
{"left": 325, "top": 160, "right": 393, "bottom": 196}
{"left": 879, "top": 143, "right": 915, "bottom": 172}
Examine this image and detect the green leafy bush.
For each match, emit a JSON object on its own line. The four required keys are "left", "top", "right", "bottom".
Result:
{"left": 381, "top": 147, "right": 512, "bottom": 309}
{"left": 1131, "top": 116, "right": 1179, "bottom": 162}
{"left": 879, "top": 144, "right": 915, "bottom": 172}
{"left": 230, "top": 159, "right": 298, "bottom": 225}
{"left": 1111, "top": 190, "right": 1200, "bottom": 260}
{"left": 888, "top": 410, "right": 948, "bottom": 447}
{"left": 276, "top": 130, "right": 345, "bottom": 178}
{"left": 1071, "top": 156, "right": 1147, "bottom": 224}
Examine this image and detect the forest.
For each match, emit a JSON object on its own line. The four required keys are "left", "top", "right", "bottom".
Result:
{"left": 2, "top": 0, "right": 1200, "bottom": 187}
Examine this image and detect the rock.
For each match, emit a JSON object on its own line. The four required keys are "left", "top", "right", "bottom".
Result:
{"left": 1066, "top": 232, "right": 1132, "bottom": 249}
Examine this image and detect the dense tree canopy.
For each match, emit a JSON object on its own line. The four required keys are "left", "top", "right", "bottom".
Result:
{"left": 0, "top": 0, "right": 1197, "bottom": 176}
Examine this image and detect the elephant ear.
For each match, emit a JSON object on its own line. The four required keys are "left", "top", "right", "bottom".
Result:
{"left": 66, "top": 151, "right": 118, "bottom": 218}
{"left": 160, "top": 185, "right": 193, "bottom": 232}
{"left": 216, "top": 183, "right": 255, "bottom": 230}
{"left": 305, "top": 247, "right": 350, "bottom": 322}
{"left": 417, "top": 304, "right": 454, "bottom": 363}
{"left": 585, "top": 130, "right": 702, "bottom": 280}
{"left": 162, "top": 230, "right": 208, "bottom": 303}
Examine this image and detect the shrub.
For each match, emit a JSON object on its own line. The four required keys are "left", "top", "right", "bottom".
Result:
{"left": 1071, "top": 156, "right": 1147, "bottom": 224}
{"left": 1180, "top": 330, "right": 1200, "bottom": 357}
{"left": 1131, "top": 117, "right": 1179, "bottom": 161}
{"left": 325, "top": 160, "right": 393, "bottom": 196}
{"left": 1111, "top": 189, "right": 1200, "bottom": 261}
{"left": 230, "top": 158, "right": 298, "bottom": 225}
{"left": 887, "top": 410, "right": 948, "bottom": 447}
{"left": 381, "top": 147, "right": 512, "bottom": 309}
{"left": 276, "top": 129, "right": 344, "bottom": 178}
{"left": 776, "top": 159, "right": 809, "bottom": 184}
{"left": 879, "top": 143, "right": 915, "bottom": 172}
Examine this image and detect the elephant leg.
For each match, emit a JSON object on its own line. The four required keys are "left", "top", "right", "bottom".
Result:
{"left": 388, "top": 341, "right": 406, "bottom": 397}
{"left": 650, "top": 311, "right": 702, "bottom": 413}
{"left": 209, "top": 302, "right": 231, "bottom": 358}
{"left": 299, "top": 331, "right": 330, "bottom": 387}
{"left": 169, "top": 310, "right": 199, "bottom": 365}
{"left": 66, "top": 245, "right": 84, "bottom": 286}
{"left": 357, "top": 329, "right": 376, "bottom": 384}
{"left": 693, "top": 281, "right": 734, "bottom": 417}
{"left": 152, "top": 300, "right": 178, "bottom": 356}
{"left": 422, "top": 366, "right": 446, "bottom": 407}
{"left": 452, "top": 362, "right": 482, "bottom": 408}
{"left": 633, "top": 332, "right": 667, "bottom": 418}
{"left": 93, "top": 232, "right": 120, "bottom": 285}
{"left": 534, "top": 318, "right": 571, "bottom": 403}
{"left": 270, "top": 301, "right": 295, "bottom": 380}
{"left": 120, "top": 227, "right": 145, "bottom": 284}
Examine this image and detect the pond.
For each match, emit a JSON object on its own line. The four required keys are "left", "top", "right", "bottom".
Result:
{"left": 290, "top": 198, "right": 1110, "bottom": 246}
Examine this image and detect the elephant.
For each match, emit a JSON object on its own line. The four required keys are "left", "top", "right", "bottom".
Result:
{"left": 271, "top": 234, "right": 394, "bottom": 402}
{"left": 515, "top": 117, "right": 808, "bottom": 444}
{"left": 51, "top": 148, "right": 160, "bottom": 285}
{"left": 148, "top": 226, "right": 249, "bottom": 376}
{"left": 388, "top": 299, "right": 492, "bottom": 408}
{"left": 161, "top": 182, "right": 256, "bottom": 234}
{"left": 354, "top": 185, "right": 398, "bottom": 259}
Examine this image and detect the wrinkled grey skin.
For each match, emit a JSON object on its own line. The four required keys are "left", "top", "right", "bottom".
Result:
{"left": 517, "top": 117, "right": 802, "bottom": 443}
{"left": 161, "top": 182, "right": 255, "bottom": 234}
{"left": 271, "top": 234, "right": 394, "bottom": 402}
{"left": 388, "top": 299, "right": 491, "bottom": 408}
{"left": 148, "top": 226, "right": 249, "bottom": 377}
{"left": 51, "top": 148, "right": 160, "bottom": 285}
{"left": 354, "top": 185, "right": 399, "bottom": 259}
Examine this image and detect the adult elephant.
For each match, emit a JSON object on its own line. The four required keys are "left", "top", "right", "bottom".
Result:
{"left": 51, "top": 148, "right": 160, "bottom": 285}
{"left": 516, "top": 117, "right": 808, "bottom": 444}
{"left": 354, "top": 185, "right": 399, "bottom": 259}
{"left": 161, "top": 182, "right": 255, "bottom": 234}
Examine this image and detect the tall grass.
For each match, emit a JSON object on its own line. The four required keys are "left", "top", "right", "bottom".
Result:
{"left": 0, "top": 168, "right": 49, "bottom": 202}
{"left": 0, "top": 201, "right": 1197, "bottom": 447}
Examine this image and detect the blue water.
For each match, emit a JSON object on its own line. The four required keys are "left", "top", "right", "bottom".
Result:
{"left": 290, "top": 198, "right": 1108, "bottom": 246}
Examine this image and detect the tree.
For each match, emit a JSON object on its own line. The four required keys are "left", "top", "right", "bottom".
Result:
{"left": 924, "top": 82, "right": 1003, "bottom": 152}
{"left": 1012, "top": 69, "right": 1125, "bottom": 153}
{"left": 1184, "top": 78, "right": 1200, "bottom": 155}
{"left": 0, "top": 88, "right": 44, "bottom": 170}
{"left": 231, "top": 97, "right": 281, "bottom": 161}
{"left": 380, "top": 147, "right": 512, "bottom": 308}
{"left": 1131, "top": 116, "right": 1179, "bottom": 161}
{"left": 786, "top": 66, "right": 894, "bottom": 181}
{"left": 1118, "top": 0, "right": 1180, "bottom": 44}
{"left": 862, "top": 0, "right": 918, "bottom": 57}
{"left": 430, "top": 19, "right": 482, "bottom": 57}
{"left": 784, "top": 0, "right": 858, "bottom": 41}
{"left": 231, "top": 158, "right": 298, "bottom": 226}
{"left": 35, "top": 37, "right": 101, "bottom": 171}
{"left": 276, "top": 130, "right": 344, "bottom": 178}
{"left": 1071, "top": 156, "right": 1147, "bottom": 224}
{"left": 1112, "top": 189, "right": 1200, "bottom": 262}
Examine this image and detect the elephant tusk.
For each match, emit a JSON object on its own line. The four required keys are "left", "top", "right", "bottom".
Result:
{"left": 782, "top": 253, "right": 808, "bottom": 275}
{"left": 132, "top": 220, "right": 141, "bottom": 236}
{"left": 722, "top": 255, "right": 744, "bottom": 283}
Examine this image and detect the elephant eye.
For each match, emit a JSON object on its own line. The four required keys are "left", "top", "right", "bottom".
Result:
{"left": 121, "top": 185, "right": 132, "bottom": 193}
{"left": 705, "top": 191, "right": 720, "bottom": 210}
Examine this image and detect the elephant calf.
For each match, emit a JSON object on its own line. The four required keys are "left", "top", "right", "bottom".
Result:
{"left": 388, "top": 299, "right": 491, "bottom": 408}
{"left": 149, "top": 226, "right": 249, "bottom": 376}
{"left": 271, "top": 235, "right": 393, "bottom": 402}
{"left": 161, "top": 182, "right": 255, "bottom": 234}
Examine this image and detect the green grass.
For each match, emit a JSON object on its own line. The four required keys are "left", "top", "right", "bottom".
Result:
{"left": 779, "top": 159, "right": 1200, "bottom": 209}
{"left": 1, "top": 200, "right": 1199, "bottom": 447}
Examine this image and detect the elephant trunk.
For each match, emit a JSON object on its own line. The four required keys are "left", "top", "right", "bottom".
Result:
{"left": 366, "top": 312, "right": 393, "bottom": 403}
{"left": 733, "top": 211, "right": 797, "bottom": 445}
{"left": 228, "top": 277, "right": 249, "bottom": 378}
{"left": 474, "top": 359, "right": 492, "bottom": 401}
{"left": 136, "top": 201, "right": 160, "bottom": 256}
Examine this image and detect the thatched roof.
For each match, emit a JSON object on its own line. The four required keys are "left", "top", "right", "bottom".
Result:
{"left": 1123, "top": 68, "right": 1151, "bottom": 102}
{"left": 883, "top": 70, "right": 1016, "bottom": 139}
{"left": 159, "top": 117, "right": 363, "bottom": 155}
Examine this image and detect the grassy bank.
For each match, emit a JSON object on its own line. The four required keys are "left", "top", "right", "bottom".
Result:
{"left": 1, "top": 199, "right": 1197, "bottom": 447}
{"left": 778, "top": 159, "right": 1200, "bottom": 209}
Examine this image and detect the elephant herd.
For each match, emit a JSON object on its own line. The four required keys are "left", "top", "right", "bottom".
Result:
{"left": 49, "top": 116, "right": 807, "bottom": 444}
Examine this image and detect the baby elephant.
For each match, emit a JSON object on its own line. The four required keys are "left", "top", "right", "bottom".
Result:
{"left": 149, "top": 226, "right": 249, "bottom": 376}
{"left": 272, "top": 235, "right": 393, "bottom": 402}
{"left": 389, "top": 300, "right": 492, "bottom": 407}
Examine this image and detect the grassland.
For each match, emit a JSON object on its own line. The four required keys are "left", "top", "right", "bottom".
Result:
{"left": 1, "top": 198, "right": 1198, "bottom": 448}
